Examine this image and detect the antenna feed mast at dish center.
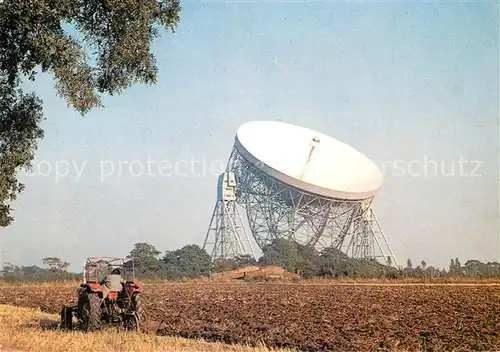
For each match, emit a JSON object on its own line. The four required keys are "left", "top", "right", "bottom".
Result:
{"left": 310, "top": 136, "right": 320, "bottom": 147}
{"left": 308, "top": 136, "right": 320, "bottom": 158}
{"left": 299, "top": 136, "right": 321, "bottom": 181}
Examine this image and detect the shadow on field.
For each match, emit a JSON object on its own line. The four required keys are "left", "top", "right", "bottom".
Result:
{"left": 23, "top": 319, "right": 60, "bottom": 330}
{"left": 40, "top": 319, "right": 60, "bottom": 330}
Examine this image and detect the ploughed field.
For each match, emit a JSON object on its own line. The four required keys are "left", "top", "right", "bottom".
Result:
{"left": 0, "top": 283, "right": 499, "bottom": 351}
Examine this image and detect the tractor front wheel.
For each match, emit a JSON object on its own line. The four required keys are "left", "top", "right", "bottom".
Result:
{"left": 80, "top": 293, "right": 101, "bottom": 331}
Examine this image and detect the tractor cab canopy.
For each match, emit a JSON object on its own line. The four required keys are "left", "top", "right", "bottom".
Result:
{"left": 83, "top": 257, "right": 135, "bottom": 284}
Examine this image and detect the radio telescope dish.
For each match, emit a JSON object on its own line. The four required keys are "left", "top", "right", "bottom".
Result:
{"left": 203, "top": 120, "right": 397, "bottom": 266}
{"left": 234, "top": 120, "right": 383, "bottom": 201}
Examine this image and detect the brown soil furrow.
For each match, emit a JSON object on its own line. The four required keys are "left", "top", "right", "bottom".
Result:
{"left": 0, "top": 283, "right": 498, "bottom": 351}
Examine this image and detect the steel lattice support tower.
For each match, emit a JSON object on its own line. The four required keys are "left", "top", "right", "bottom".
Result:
{"left": 203, "top": 172, "right": 257, "bottom": 261}
{"left": 226, "top": 148, "right": 398, "bottom": 266}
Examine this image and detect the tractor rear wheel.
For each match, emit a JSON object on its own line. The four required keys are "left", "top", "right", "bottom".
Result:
{"left": 80, "top": 293, "right": 101, "bottom": 331}
{"left": 132, "top": 293, "right": 146, "bottom": 327}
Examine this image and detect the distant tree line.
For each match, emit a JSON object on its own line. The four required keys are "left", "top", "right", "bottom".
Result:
{"left": 1, "top": 256, "right": 80, "bottom": 282}
{"left": 1, "top": 239, "right": 499, "bottom": 282}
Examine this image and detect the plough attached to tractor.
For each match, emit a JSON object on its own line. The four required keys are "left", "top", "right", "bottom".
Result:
{"left": 60, "top": 257, "right": 146, "bottom": 332}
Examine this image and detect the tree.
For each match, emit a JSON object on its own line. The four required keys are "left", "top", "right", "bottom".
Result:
{"left": 317, "top": 247, "right": 351, "bottom": 277}
{"left": 213, "top": 258, "right": 238, "bottom": 272}
{"left": 406, "top": 258, "right": 413, "bottom": 269}
{"left": 258, "top": 238, "right": 301, "bottom": 273}
{"left": 126, "top": 242, "right": 167, "bottom": 279}
{"left": 127, "top": 242, "right": 161, "bottom": 267}
{"left": 295, "top": 244, "right": 320, "bottom": 278}
{"left": 0, "top": 0, "right": 181, "bottom": 227}
{"left": 464, "top": 260, "right": 483, "bottom": 277}
{"left": 163, "top": 245, "right": 212, "bottom": 278}
{"left": 233, "top": 254, "right": 258, "bottom": 268}
{"left": 212, "top": 254, "right": 258, "bottom": 273}
{"left": 449, "top": 257, "right": 463, "bottom": 276}
{"left": 0, "top": 84, "right": 44, "bottom": 227}
{"left": 41, "top": 257, "right": 69, "bottom": 271}
{"left": 2, "top": 259, "right": 80, "bottom": 282}
{"left": 449, "top": 258, "right": 456, "bottom": 273}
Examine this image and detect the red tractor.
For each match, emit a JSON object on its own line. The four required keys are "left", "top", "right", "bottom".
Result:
{"left": 60, "top": 257, "right": 146, "bottom": 332}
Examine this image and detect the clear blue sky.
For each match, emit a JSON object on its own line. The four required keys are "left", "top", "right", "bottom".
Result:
{"left": 3, "top": 1, "right": 499, "bottom": 271}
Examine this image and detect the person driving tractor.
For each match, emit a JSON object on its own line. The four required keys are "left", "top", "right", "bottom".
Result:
{"left": 100, "top": 268, "right": 124, "bottom": 299}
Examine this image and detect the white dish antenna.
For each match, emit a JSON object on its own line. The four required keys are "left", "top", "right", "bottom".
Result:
{"left": 234, "top": 120, "right": 383, "bottom": 201}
